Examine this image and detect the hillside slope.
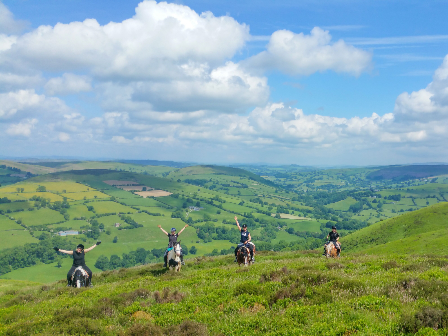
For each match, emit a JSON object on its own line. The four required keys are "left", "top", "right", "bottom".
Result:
{"left": 2, "top": 251, "right": 448, "bottom": 335}
{"left": 342, "top": 202, "right": 448, "bottom": 253}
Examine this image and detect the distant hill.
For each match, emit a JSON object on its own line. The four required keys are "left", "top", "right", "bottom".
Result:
{"left": 342, "top": 202, "right": 448, "bottom": 254}
{"left": 117, "top": 159, "right": 193, "bottom": 168}
{"left": 172, "top": 165, "right": 279, "bottom": 187}
{"left": 367, "top": 165, "right": 448, "bottom": 181}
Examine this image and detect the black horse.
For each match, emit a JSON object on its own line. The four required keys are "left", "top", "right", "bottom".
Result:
{"left": 70, "top": 266, "right": 90, "bottom": 288}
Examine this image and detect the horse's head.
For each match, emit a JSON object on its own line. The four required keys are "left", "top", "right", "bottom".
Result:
{"left": 72, "top": 267, "right": 89, "bottom": 287}
{"left": 174, "top": 241, "right": 181, "bottom": 256}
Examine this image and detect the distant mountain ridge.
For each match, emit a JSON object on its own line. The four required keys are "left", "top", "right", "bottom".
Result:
{"left": 367, "top": 165, "right": 448, "bottom": 181}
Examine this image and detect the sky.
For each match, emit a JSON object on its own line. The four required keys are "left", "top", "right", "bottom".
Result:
{"left": 1, "top": 0, "right": 448, "bottom": 165}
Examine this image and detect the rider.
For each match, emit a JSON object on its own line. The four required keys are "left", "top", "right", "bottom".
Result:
{"left": 234, "top": 216, "right": 255, "bottom": 263}
{"left": 323, "top": 226, "right": 341, "bottom": 256}
{"left": 53, "top": 241, "right": 101, "bottom": 286}
{"left": 158, "top": 224, "right": 188, "bottom": 267}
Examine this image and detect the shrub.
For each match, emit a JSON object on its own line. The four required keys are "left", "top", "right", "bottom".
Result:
{"left": 271, "top": 283, "right": 306, "bottom": 305}
{"left": 126, "top": 323, "right": 164, "bottom": 336}
{"left": 153, "top": 287, "right": 185, "bottom": 304}
{"left": 400, "top": 306, "right": 448, "bottom": 333}
{"left": 234, "top": 282, "right": 261, "bottom": 296}
{"left": 165, "top": 320, "right": 209, "bottom": 336}
{"left": 259, "top": 267, "right": 289, "bottom": 283}
{"left": 326, "top": 262, "right": 345, "bottom": 270}
{"left": 382, "top": 260, "right": 399, "bottom": 270}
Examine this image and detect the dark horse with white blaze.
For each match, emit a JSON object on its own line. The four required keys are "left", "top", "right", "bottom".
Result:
{"left": 236, "top": 244, "right": 252, "bottom": 266}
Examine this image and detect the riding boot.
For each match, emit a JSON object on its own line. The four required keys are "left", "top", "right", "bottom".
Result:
{"left": 250, "top": 252, "right": 255, "bottom": 262}
{"left": 163, "top": 255, "right": 167, "bottom": 268}
{"left": 67, "top": 280, "right": 72, "bottom": 287}
{"left": 180, "top": 255, "right": 185, "bottom": 265}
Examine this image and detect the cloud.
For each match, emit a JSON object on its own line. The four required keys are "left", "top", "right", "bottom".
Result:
{"left": 0, "top": 90, "right": 70, "bottom": 121}
{"left": 243, "top": 27, "right": 372, "bottom": 76}
{"left": 0, "top": 72, "right": 43, "bottom": 92}
{"left": 2, "top": 1, "right": 249, "bottom": 79}
{"left": 131, "top": 62, "right": 269, "bottom": 112}
{"left": 348, "top": 35, "right": 448, "bottom": 46}
{"left": 111, "top": 135, "right": 132, "bottom": 144}
{"left": 6, "top": 118, "right": 37, "bottom": 137}
{"left": 45, "top": 73, "right": 92, "bottom": 96}
{"left": 0, "top": 3, "right": 28, "bottom": 34}
{"left": 394, "top": 55, "right": 448, "bottom": 120}
{"left": 58, "top": 132, "right": 70, "bottom": 142}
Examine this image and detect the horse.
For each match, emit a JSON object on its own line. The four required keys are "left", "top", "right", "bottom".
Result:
{"left": 167, "top": 242, "right": 182, "bottom": 272}
{"left": 71, "top": 266, "right": 90, "bottom": 288}
{"left": 325, "top": 241, "right": 339, "bottom": 258}
{"left": 236, "top": 245, "right": 252, "bottom": 267}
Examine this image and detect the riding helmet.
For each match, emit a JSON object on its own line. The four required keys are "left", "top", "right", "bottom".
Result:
{"left": 332, "top": 226, "right": 337, "bottom": 230}
{"left": 242, "top": 224, "right": 247, "bottom": 228}
{"left": 77, "top": 244, "right": 85, "bottom": 249}
{"left": 171, "top": 227, "right": 176, "bottom": 232}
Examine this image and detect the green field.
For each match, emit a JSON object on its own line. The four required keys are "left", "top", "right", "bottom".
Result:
{"left": 0, "top": 215, "right": 24, "bottom": 231}
{"left": 13, "top": 208, "right": 65, "bottom": 226}
{"left": 64, "top": 190, "right": 110, "bottom": 200}
{"left": 0, "top": 229, "right": 38, "bottom": 249}
{"left": 66, "top": 204, "right": 92, "bottom": 219}
{"left": 326, "top": 197, "right": 357, "bottom": 211}
{"left": 0, "top": 201, "right": 32, "bottom": 212}
{"left": 90, "top": 201, "right": 134, "bottom": 214}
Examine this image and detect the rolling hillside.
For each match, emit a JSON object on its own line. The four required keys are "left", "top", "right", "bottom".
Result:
{"left": 2, "top": 250, "right": 448, "bottom": 335}
{"left": 342, "top": 202, "right": 448, "bottom": 254}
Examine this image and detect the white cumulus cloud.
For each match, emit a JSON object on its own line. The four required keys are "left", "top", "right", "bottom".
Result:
{"left": 244, "top": 27, "right": 372, "bottom": 76}
{"left": 6, "top": 118, "right": 37, "bottom": 137}
{"left": 2, "top": 1, "right": 249, "bottom": 79}
{"left": 0, "top": 3, "right": 28, "bottom": 34}
{"left": 45, "top": 73, "right": 92, "bottom": 96}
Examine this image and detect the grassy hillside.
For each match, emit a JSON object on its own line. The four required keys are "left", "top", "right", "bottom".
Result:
{"left": 2, "top": 251, "right": 448, "bottom": 335}
{"left": 342, "top": 202, "right": 448, "bottom": 253}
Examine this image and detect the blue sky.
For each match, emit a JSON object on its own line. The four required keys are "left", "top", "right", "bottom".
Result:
{"left": 1, "top": 0, "right": 448, "bottom": 165}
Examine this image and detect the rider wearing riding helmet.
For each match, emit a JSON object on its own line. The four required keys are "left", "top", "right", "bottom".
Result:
{"left": 323, "top": 226, "right": 341, "bottom": 256}
{"left": 234, "top": 216, "right": 255, "bottom": 263}
{"left": 53, "top": 241, "right": 101, "bottom": 286}
{"left": 158, "top": 224, "right": 188, "bottom": 267}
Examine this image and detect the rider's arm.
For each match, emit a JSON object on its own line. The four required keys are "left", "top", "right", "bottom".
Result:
{"left": 246, "top": 233, "right": 252, "bottom": 243}
{"left": 84, "top": 244, "right": 97, "bottom": 253}
{"left": 178, "top": 224, "right": 189, "bottom": 236}
{"left": 57, "top": 249, "right": 73, "bottom": 255}
{"left": 157, "top": 225, "right": 168, "bottom": 235}
{"left": 234, "top": 216, "right": 241, "bottom": 232}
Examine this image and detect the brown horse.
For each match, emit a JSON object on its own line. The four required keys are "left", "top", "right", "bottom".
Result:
{"left": 236, "top": 245, "right": 252, "bottom": 267}
{"left": 325, "top": 241, "right": 340, "bottom": 258}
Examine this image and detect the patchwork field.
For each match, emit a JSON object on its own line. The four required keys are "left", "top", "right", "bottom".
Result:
{"left": 135, "top": 190, "right": 172, "bottom": 197}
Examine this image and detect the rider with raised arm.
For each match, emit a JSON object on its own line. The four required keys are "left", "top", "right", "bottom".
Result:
{"left": 53, "top": 241, "right": 101, "bottom": 286}
{"left": 323, "top": 226, "right": 341, "bottom": 256}
{"left": 158, "top": 224, "right": 188, "bottom": 267}
{"left": 234, "top": 216, "right": 255, "bottom": 263}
